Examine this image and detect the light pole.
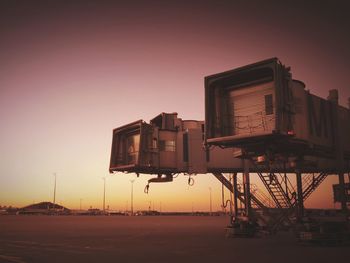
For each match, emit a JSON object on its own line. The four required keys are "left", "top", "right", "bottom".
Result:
{"left": 53, "top": 173, "right": 57, "bottom": 210}
{"left": 102, "top": 177, "right": 106, "bottom": 212}
{"left": 130, "top": 179, "right": 135, "bottom": 215}
{"left": 209, "top": 187, "right": 212, "bottom": 215}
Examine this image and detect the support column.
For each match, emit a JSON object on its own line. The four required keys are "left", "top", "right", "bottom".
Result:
{"left": 328, "top": 90, "right": 347, "bottom": 213}
{"left": 338, "top": 172, "right": 347, "bottom": 212}
{"left": 232, "top": 173, "right": 238, "bottom": 221}
{"left": 296, "top": 169, "right": 304, "bottom": 221}
{"left": 243, "top": 159, "right": 251, "bottom": 218}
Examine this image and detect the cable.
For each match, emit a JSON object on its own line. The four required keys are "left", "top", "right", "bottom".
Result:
{"left": 144, "top": 184, "right": 149, "bottom": 194}
{"left": 188, "top": 177, "right": 194, "bottom": 186}
{"left": 222, "top": 199, "right": 232, "bottom": 209}
{"left": 221, "top": 182, "right": 225, "bottom": 208}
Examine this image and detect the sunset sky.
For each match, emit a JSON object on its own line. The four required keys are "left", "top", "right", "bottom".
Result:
{"left": 1, "top": 0, "right": 349, "bottom": 211}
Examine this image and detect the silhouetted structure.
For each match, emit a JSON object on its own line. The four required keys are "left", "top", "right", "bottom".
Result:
{"left": 110, "top": 58, "right": 350, "bottom": 242}
{"left": 19, "top": 202, "right": 70, "bottom": 215}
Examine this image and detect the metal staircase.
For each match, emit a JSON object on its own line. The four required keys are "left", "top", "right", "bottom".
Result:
{"left": 212, "top": 172, "right": 271, "bottom": 210}
{"left": 238, "top": 178, "right": 272, "bottom": 209}
{"left": 250, "top": 160, "right": 330, "bottom": 232}
{"left": 302, "top": 172, "right": 328, "bottom": 200}
{"left": 213, "top": 170, "right": 329, "bottom": 233}
{"left": 269, "top": 172, "right": 329, "bottom": 232}
{"left": 256, "top": 172, "right": 293, "bottom": 209}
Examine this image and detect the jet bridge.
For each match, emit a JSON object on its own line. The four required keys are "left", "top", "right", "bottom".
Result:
{"left": 109, "top": 58, "right": 350, "bottom": 239}
{"left": 205, "top": 58, "right": 350, "bottom": 238}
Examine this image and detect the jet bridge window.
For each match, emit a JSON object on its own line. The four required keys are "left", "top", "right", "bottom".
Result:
{"left": 183, "top": 134, "right": 189, "bottom": 162}
{"left": 126, "top": 134, "right": 140, "bottom": 164}
{"left": 159, "top": 140, "right": 176, "bottom": 152}
{"left": 265, "top": 94, "right": 273, "bottom": 115}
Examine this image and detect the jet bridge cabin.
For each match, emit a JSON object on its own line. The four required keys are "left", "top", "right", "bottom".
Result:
{"left": 109, "top": 112, "right": 243, "bottom": 175}
{"left": 205, "top": 58, "right": 285, "bottom": 147}
{"left": 205, "top": 57, "right": 350, "bottom": 160}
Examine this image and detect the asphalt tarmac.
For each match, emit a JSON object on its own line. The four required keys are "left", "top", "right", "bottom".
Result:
{"left": 0, "top": 215, "right": 348, "bottom": 263}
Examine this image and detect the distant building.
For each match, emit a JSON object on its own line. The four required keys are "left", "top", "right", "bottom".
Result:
{"left": 19, "top": 202, "right": 70, "bottom": 215}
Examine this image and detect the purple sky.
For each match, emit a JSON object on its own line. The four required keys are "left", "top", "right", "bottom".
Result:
{"left": 1, "top": 0, "right": 349, "bottom": 210}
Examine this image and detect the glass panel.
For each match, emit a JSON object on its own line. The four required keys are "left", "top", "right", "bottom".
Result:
{"left": 126, "top": 134, "right": 140, "bottom": 164}
{"left": 159, "top": 140, "right": 176, "bottom": 152}
{"left": 165, "top": 141, "right": 175, "bottom": 151}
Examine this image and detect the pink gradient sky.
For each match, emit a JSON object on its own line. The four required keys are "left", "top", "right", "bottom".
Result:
{"left": 1, "top": 1, "right": 349, "bottom": 210}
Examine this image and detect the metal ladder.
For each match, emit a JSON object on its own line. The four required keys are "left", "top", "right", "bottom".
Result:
{"left": 237, "top": 178, "right": 272, "bottom": 209}
{"left": 212, "top": 172, "right": 270, "bottom": 210}
{"left": 256, "top": 171, "right": 292, "bottom": 209}
{"left": 270, "top": 172, "right": 329, "bottom": 232}
{"left": 213, "top": 171, "right": 329, "bottom": 233}
{"left": 302, "top": 172, "right": 328, "bottom": 200}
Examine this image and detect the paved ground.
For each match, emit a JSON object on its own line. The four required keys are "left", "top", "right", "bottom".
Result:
{"left": 0, "top": 215, "right": 348, "bottom": 263}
